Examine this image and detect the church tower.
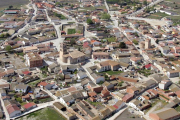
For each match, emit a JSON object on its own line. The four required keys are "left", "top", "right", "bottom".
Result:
{"left": 59, "top": 43, "right": 68, "bottom": 62}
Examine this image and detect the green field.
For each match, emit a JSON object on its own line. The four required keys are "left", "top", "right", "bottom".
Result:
{"left": 101, "top": 70, "right": 123, "bottom": 75}
{"left": 167, "top": 16, "right": 180, "bottom": 26}
{"left": 106, "top": 37, "right": 116, "bottom": 42}
{"left": 67, "top": 29, "right": 76, "bottom": 34}
{"left": 80, "top": 6, "right": 106, "bottom": 11}
{"left": 17, "top": 107, "right": 66, "bottom": 120}
{"left": 147, "top": 12, "right": 170, "bottom": 19}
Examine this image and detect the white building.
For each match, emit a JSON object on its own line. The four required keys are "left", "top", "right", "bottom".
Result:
{"left": 159, "top": 80, "right": 172, "bottom": 90}
{"left": 77, "top": 71, "right": 87, "bottom": 79}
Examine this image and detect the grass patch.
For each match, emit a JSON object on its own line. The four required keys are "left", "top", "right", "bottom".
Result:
{"left": 67, "top": 29, "right": 76, "bottom": 34}
{"left": 16, "top": 52, "right": 24, "bottom": 56}
{"left": 38, "top": 97, "right": 53, "bottom": 103}
{"left": 82, "top": 6, "right": 106, "bottom": 11}
{"left": 147, "top": 12, "right": 169, "bottom": 19}
{"left": 167, "top": 16, "right": 180, "bottom": 26}
{"left": 20, "top": 102, "right": 27, "bottom": 106}
{"left": 155, "top": 100, "right": 168, "bottom": 111}
{"left": 68, "top": 22, "right": 75, "bottom": 24}
{"left": 54, "top": 12, "right": 66, "bottom": 19}
{"left": 24, "top": 107, "right": 66, "bottom": 120}
{"left": 175, "top": 105, "right": 180, "bottom": 112}
{"left": 101, "top": 70, "right": 123, "bottom": 75}
{"left": 138, "top": 69, "right": 152, "bottom": 77}
{"left": 28, "top": 79, "right": 43, "bottom": 87}
{"left": 106, "top": 37, "right": 116, "bottom": 42}
{"left": 144, "top": 99, "right": 159, "bottom": 114}
{"left": 86, "top": 100, "right": 102, "bottom": 106}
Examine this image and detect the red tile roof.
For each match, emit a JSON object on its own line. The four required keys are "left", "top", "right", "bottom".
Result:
{"left": 6, "top": 104, "right": 20, "bottom": 115}
{"left": 88, "top": 92, "right": 97, "bottom": 97}
{"left": 145, "top": 64, "right": 151, "bottom": 69}
{"left": 23, "top": 102, "right": 36, "bottom": 109}
{"left": 22, "top": 71, "right": 31, "bottom": 75}
{"left": 37, "top": 82, "right": 48, "bottom": 87}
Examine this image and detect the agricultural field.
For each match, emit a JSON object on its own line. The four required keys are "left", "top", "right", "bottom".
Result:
{"left": 158, "top": 0, "right": 180, "bottom": 15}
{"left": 0, "top": 0, "right": 29, "bottom": 16}
{"left": 0, "top": 0, "right": 29, "bottom": 7}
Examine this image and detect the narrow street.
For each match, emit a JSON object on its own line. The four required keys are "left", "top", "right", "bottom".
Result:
{"left": 0, "top": 95, "right": 10, "bottom": 120}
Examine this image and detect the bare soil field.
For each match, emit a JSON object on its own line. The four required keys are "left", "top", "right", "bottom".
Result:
{"left": 0, "top": 0, "right": 29, "bottom": 8}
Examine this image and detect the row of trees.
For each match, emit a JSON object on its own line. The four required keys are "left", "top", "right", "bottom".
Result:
{"left": 0, "top": 33, "right": 10, "bottom": 38}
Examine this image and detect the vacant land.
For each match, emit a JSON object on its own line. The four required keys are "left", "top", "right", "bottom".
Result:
{"left": 115, "top": 109, "right": 145, "bottom": 120}
{"left": 0, "top": 0, "right": 29, "bottom": 7}
{"left": 17, "top": 107, "right": 66, "bottom": 120}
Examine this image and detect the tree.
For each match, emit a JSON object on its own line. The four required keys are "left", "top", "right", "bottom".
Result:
{"left": 70, "top": 39, "right": 76, "bottom": 45}
{"left": 143, "top": 1, "right": 147, "bottom": 6}
{"left": 119, "top": 42, "right": 126, "bottom": 48}
{"left": 133, "top": 40, "right": 138, "bottom": 45}
{"left": 86, "top": 18, "right": 93, "bottom": 24}
{"left": 6, "top": 33, "right": 10, "bottom": 37}
{"left": 5, "top": 45, "right": 12, "bottom": 52}
{"left": 52, "top": 33, "right": 55, "bottom": 37}
{"left": 55, "top": 2, "right": 60, "bottom": 6}
{"left": 16, "top": 97, "right": 22, "bottom": 103}
{"left": 0, "top": 34, "right": 4, "bottom": 38}
{"left": 156, "top": 39, "right": 159, "bottom": 44}
{"left": 9, "top": 5, "right": 13, "bottom": 9}
{"left": 101, "top": 13, "right": 111, "bottom": 20}
{"left": 134, "top": 32, "right": 139, "bottom": 37}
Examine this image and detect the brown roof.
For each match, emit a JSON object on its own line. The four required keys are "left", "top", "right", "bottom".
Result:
{"left": 118, "top": 76, "right": 138, "bottom": 83}
{"left": 6, "top": 104, "right": 20, "bottom": 115}
{"left": 122, "top": 94, "right": 133, "bottom": 102}
{"left": 37, "top": 82, "right": 48, "bottom": 87}
{"left": 93, "top": 52, "right": 109, "bottom": 56}
{"left": 101, "top": 89, "right": 110, "bottom": 95}
{"left": 88, "top": 92, "right": 97, "bottom": 97}
{"left": 26, "top": 52, "right": 42, "bottom": 61}
{"left": 69, "top": 50, "right": 85, "bottom": 58}
{"left": 100, "top": 60, "right": 119, "bottom": 67}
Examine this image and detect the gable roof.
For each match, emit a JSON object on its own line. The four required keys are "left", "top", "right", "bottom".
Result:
{"left": 23, "top": 102, "right": 36, "bottom": 109}
{"left": 37, "top": 82, "right": 48, "bottom": 87}
{"left": 6, "top": 104, "right": 20, "bottom": 115}
{"left": 150, "top": 108, "right": 180, "bottom": 120}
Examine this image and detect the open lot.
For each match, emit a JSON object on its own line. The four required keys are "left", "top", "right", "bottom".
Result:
{"left": 0, "top": 53, "right": 27, "bottom": 69}
{"left": 17, "top": 107, "right": 66, "bottom": 120}
{"left": 115, "top": 109, "right": 145, "bottom": 120}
